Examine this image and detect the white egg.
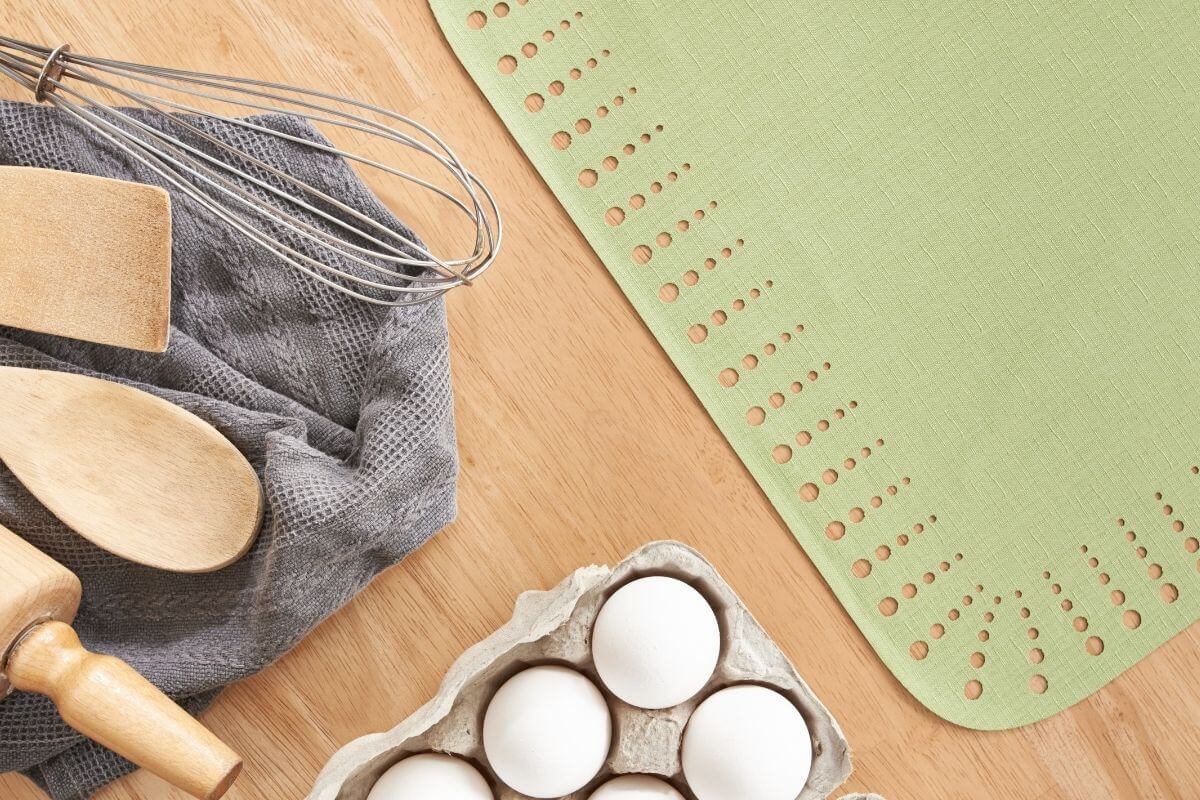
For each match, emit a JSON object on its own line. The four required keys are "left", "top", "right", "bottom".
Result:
{"left": 482, "top": 665, "right": 611, "bottom": 798}
{"left": 591, "top": 576, "right": 721, "bottom": 709}
{"left": 587, "top": 774, "right": 686, "bottom": 799}
{"left": 366, "top": 753, "right": 493, "bottom": 800}
{"left": 681, "top": 685, "right": 812, "bottom": 800}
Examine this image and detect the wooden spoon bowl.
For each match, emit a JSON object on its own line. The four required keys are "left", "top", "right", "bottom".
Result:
{"left": 0, "top": 367, "right": 263, "bottom": 572}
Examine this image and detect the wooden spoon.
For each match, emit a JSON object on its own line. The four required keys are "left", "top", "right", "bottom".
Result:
{"left": 0, "top": 166, "right": 172, "bottom": 352}
{"left": 0, "top": 367, "right": 263, "bottom": 572}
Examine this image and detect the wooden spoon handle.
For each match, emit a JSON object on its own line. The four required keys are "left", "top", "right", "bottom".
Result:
{"left": 6, "top": 621, "right": 242, "bottom": 800}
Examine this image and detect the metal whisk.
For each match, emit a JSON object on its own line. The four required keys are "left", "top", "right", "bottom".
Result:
{"left": 0, "top": 35, "right": 501, "bottom": 306}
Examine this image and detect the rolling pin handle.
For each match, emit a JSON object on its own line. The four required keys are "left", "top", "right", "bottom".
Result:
{"left": 6, "top": 620, "right": 242, "bottom": 800}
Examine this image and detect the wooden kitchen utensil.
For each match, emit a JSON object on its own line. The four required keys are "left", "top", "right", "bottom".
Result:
{"left": 0, "top": 523, "right": 242, "bottom": 799}
{"left": 0, "top": 165, "right": 172, "bottom": 352}
{"left": 0, "top": 366, "right": 263, "bottom": 573}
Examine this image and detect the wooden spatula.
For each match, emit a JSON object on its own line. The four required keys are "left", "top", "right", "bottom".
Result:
{"left": 0, "top": 522, "right": 242, "bottom": 799}
{"left": 0, "top": 166, "right": 172, "bottom": 352}
{"left": 0, "top": 366, "right": 263, "bottom": 573}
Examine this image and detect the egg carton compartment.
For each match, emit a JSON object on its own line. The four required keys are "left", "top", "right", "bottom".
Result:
{"left": 309, "top": 541, "right": 854, "bottom": 800}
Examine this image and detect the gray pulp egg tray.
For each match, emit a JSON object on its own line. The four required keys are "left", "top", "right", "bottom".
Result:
{"left": 308, "top": 540, "right": 867, "bottom": 800}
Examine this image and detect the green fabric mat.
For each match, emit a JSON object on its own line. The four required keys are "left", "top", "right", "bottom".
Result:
{"left": 430, "top": 0, "right": 1200, "bottom": 729}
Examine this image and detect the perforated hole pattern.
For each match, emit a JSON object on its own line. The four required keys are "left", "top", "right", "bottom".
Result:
{"left": 432, "top": 0, "right": 1200, "bottom": 729}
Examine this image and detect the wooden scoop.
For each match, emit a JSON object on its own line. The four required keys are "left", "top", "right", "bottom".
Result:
{"left": 0, "top": 166, "right": 172, "bottom": 352}
{"left": 0, "top": 367, "right": 263, "bottom": 573}
{"left": 0, "top": 523, "right": 242, "bottom": 799}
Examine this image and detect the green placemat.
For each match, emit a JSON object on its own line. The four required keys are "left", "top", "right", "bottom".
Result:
{"left": 430, "top": 0, "right": 1200, "bottom": 729}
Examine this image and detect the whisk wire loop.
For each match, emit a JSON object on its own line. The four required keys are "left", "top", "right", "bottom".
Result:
{"left": 0, "top": 35, "right": 501, "bottom": 306}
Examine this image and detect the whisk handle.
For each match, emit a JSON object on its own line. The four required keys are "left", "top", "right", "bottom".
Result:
{"left": 33, "top": 43, "right": 70, "bottom": 102}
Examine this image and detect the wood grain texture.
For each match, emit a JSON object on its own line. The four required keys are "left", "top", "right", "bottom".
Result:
{"left": 0, "top": 367, "right": 263, "bottom": 573}
{"left": 0, "top": 166, "right": 172, "bottom": 352}
{"left": 0, "top": 2, "right": 1197, "bottom": 798}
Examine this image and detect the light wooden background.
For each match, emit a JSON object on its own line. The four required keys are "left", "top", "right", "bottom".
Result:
{"left": 2, "top": 2, "right": 1198, "bottom": 798}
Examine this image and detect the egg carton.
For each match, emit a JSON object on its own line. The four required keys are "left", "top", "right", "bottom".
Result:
{"left": 308, "top": 540, "right": 864, "bottom": 800}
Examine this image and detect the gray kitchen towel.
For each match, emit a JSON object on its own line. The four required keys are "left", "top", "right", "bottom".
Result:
{"left": 0, "top": 99, "right": 458, "bottom": 798}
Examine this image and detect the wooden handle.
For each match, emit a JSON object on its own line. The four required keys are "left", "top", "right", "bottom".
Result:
{"left": 0, "top": 523, "right": 81, "bottom": 697}
{"left": 6, "top": 621, "right": 242, "bottom": 800}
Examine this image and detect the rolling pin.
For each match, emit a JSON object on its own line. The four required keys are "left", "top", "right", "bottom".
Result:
{"left": 0, "top": 523, "right": 242, "bottom": 800}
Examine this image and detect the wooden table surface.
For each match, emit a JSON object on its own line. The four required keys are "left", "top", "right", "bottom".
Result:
{"left": 2, "top": 2, "right": 1198, "bottom": 798}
